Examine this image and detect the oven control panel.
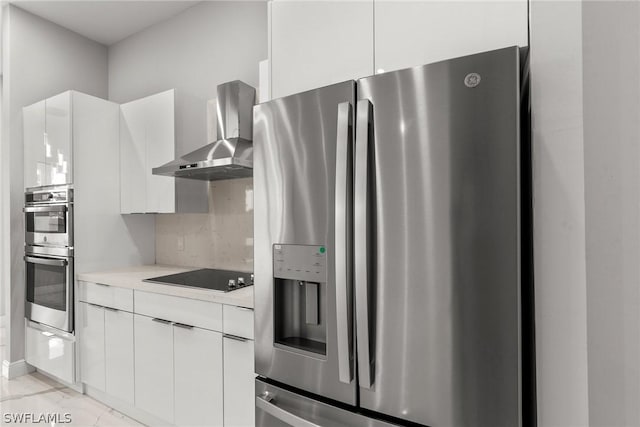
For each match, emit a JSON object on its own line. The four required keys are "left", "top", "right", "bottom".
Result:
{"left": 25, "top": 187, "right": 73, "bottom": 205}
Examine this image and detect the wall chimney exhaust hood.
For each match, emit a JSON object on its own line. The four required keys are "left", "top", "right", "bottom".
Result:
{"left": 152, "top": 80, "right": 256, "bottom": 181}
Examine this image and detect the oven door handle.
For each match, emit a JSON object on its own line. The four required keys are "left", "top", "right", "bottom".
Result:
{"left": 24, "top": 205, "right": 68, "bottom": 213}
{"left": 24, "top": 256, "right": 68, "bottom": 267}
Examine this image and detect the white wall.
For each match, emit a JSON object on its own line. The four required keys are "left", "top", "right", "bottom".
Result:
{"left": 1, "top": 4, "right": 107, "bottom": 367}
{"left": 108, "top": 1, "right": 267, "bottom": 272}
{"left": 583, "top": 2, "right": 640, "bottom": 425}
{"left": 530, "top": 1, "right": 590, "bottom": 425}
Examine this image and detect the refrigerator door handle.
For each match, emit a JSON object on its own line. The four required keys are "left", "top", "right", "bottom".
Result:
{"left": 256, "top": 394, "right": 322, "bottom": 427}
{"left": 335, "top": 101, "right": 353, "bottom": 384}
{"left": 354, "top": 99, "right": 374, "bottom": 389}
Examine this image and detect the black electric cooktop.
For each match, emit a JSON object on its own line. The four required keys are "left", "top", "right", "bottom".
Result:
{"left": 144, "top": 268, "right": 252, "bottom": 292}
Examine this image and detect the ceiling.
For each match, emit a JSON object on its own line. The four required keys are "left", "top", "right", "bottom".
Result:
{"left": 12, "top": 1, "right": 201, "bottom": 46}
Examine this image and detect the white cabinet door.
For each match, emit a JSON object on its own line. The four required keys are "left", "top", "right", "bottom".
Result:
{"left": 79, "top": 302, "right": 105, "bottom": 391}
{"left": 134, "top": 314, "right": 174, "bottom": 423}
{"left": 45, "top": 92, "right": 73, "bottom": 185}
{"left": 223, "top": 336, "right": 255, "bottom": 427}
{"left": 271, "top": 1, "right": 374, "bottom": 98}
{"left": 120, "top": 90, "right": 176, "bottom": 214}
{"left": 120, "top": 100, "right": 147, "bottom": 214}
{"left": 23, "top": 100, "right": 46, "bottom": 189}
{"left": 144, "top": 90, "right": 175, "bottom": 213}
{"left": 105, "top": 309, "right": 134, "bottom": 404}
{"left": 174, "top": 326, "right": 223, "bottom": 427}
{"left": 374, "top": 0, "right": 528, "bottom": 73}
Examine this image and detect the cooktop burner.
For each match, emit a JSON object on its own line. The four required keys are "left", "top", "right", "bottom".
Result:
{"left": 144, "top": 268, "right": 252, "bottom": 292}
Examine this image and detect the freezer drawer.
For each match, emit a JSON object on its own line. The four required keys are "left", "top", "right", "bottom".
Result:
{"left": 255, "top": 378, "right": 397, "bottom": 427}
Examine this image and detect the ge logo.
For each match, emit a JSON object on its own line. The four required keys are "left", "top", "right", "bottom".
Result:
{"left": 464, "top": 73, "right": 481, "bottom": 88}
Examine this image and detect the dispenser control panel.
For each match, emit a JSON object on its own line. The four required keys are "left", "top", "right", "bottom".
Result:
{"left": 273, "top": 244, "right": 327, "bottom": 283}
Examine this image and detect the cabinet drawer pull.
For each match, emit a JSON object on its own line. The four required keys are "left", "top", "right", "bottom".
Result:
{"left": 173, "top": 322, "right": 193, "bottom": 330}
{"left": 151, "top": 318, "right": 172, "bottom": 325}
{"left": 223, "top": 333, "right": 249, "bottom": 342}
{"left": 233, "top": 306, "right": 253, "bottom": 311}
{"left": 94, "top": 283, "right": 109, "bottom": 287}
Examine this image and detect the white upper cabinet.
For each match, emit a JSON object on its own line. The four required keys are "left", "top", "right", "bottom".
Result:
{"left": 374, "top": 0, "right": 528, "bottom": 73}
{"left": 270, "top": 0, "right": 374, "bottom": 98}
{"left": 269, "top": 1, "right": 528, "bottom": 98}
{"left": 46, "top": 92, "right": 73, "bottom": 185}
{"left": 144, "top": 91, "right": 175, "bottom": 213}
{"left": 23, "top": 92, "right": 72, "bottom": 188}
{"left": 120, "top": 98, "right": 148, "bottom": 214}
{"left": 120, "top": 89, "right": 176, "bottom": 214}
{"left": 23, "top": 100, "right": 46, "bottom": 189}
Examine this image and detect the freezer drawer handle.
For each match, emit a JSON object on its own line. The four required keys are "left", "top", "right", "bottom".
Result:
{"left": 256, "top": 393, "right": 321, "bottom": 427}
{"left": 334, "top": 101, "right": 354, "bottom": 384}
{"left": 354, "top": 99, "right": 374, "bottom": 389}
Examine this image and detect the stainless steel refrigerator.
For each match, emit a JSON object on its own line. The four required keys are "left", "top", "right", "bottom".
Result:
{"left": 253, "top": 46, "right": 532, "bottom": 427}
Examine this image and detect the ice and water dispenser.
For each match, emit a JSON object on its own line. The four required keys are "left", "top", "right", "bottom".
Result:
{"left": 273, "top": 244, "right": 327, "bottom": 356}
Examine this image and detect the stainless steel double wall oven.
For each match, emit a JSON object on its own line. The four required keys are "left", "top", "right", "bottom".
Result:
{"left": 24, "top": 185, "right": 74, "bottom": 332}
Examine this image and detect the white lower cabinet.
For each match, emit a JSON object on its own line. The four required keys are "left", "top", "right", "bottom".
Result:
{"left": 134, "top": 314, "right": 175, "bottom": 423}
{"left": 105, "top": 309, "right": 134, "bottom": 404}
{"left": 79, "top": 286, "right": 254, "bottom": 427}
{"left": 223, "top": 336, "right": 255, "bottom": 427}
{"left": 25, "top": 322, "right": 75, "bottom": 384}
{"left": 174, "top": 326, "right": 224, "bottom": 426}
{"left": 79, "top": 303, "right": 105, "bottom": 390}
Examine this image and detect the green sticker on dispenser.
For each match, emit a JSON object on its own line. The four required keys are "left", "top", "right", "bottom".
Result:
{"left": 319, "top": 247, "right": 326, "bottom": 254}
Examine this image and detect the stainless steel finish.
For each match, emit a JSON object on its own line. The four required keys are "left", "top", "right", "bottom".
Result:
{"left": 223, "top": 333, "right": 248, "bottom": 343}
{"left": 24, "top": 185, "right": 73, "bottom": 204}
{"left": 25, "top": 245, "right": 73, "bottom": 258}
{"left": 24, "top": 256, "right": 67, "bottom": 267}
{"left": 216, "top": 79, "right": 255, "bottom": 141}
{"left": 256, "top": 395, "right": 322, "bottom": 427}
{"left": 25, "top": 254, "right": 74, "bottom": 332}
{"left": 254, "top": 80, "right": 357, "bottom": 405}
{"left": 304, "top": 282, "right": 319, "bottom": 325}
{"left": 24, "top": 187, "right": 73, "bottom": 248}
{"left": 152, "top": 80, "right": 256, "bottom": 180}
{"left": 354, "top": 99, "right": 374, "bottom": 390}
{"left": 151, "top": 318, "right": 172, "bottom": 325}
{"left": 255, "top": 378, "right": 398, "bottom": 427}
{"left": 173, "top": 322, "right": 193, "bottom": 329}
{"left": 355, "top": 46, "right": 522, "bottom": 426}
{"left": 335, "top": 101, "right": 354, "bottom": 385}
{"left": 24, "top": 205, "right": 67, "bottom": 213}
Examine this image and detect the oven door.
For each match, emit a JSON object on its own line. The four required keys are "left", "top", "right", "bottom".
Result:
{"left": 25, "top": 254, "right": 74, "bottom": 332}
{"left": 24, "top": 204, "right": 73, "bottom": 247}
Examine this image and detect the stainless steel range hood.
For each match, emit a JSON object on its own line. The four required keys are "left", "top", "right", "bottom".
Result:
{"left": 152, "top": 80, "right": 256, "bottom": 181}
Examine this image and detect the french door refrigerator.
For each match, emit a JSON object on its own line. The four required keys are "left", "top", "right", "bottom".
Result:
{"left": 253, "top": 46, "right": 532, "bottom": 427}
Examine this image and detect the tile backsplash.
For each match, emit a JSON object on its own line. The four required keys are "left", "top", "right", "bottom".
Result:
{"left": 155, "top": 177, "right": 253, "bottom": 272}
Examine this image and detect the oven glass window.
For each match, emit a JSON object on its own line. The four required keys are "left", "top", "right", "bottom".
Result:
{"left": 26, "top": 211, "right": 66, "bottom": 234}
{"left": 26, "top": 260, "right": 67, "bottom": 311}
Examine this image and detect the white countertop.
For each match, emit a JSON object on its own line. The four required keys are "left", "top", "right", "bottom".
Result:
{"left": 77, "top": 265, "right": 254, "bottom": 308}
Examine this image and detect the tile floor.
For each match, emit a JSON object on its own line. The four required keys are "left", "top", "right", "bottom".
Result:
{"left": 0, "top": 325, "right": 142, "bottom": 426}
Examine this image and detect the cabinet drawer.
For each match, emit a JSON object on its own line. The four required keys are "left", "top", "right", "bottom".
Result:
{"left": 25, "top": 322, "right": 75, "bottom": 384}
{"left": 223, "top": 305, "right": 254, "bottom": 340}
{"left": 134, "top": 291, "right": 222, "bottom": 332}
{"left": 78, "top": 281, "right": 133, "bottom": 312}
